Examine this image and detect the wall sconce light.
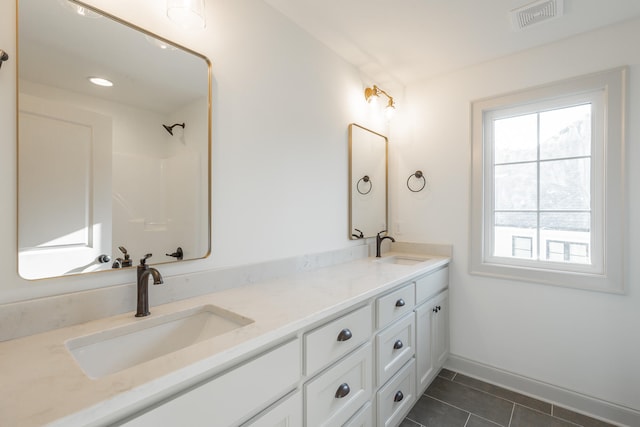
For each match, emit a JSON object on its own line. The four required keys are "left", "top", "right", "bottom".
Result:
{"left": 167, "top": 0, "right": 206, "bottom": 30}
{"left": 364, "top": 85, "right": 396, "bottom": 119}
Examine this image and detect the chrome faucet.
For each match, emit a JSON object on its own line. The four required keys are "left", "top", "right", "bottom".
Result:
{"left": 135, "top": 254, "right": 163, "bottom": 317}
{"left": 376, "top": 230, "right": 396, "bottom": 257}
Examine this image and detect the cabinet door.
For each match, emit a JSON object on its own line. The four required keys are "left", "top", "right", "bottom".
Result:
{"left": 414, "top": 302, "right": 434, "bottom": 395}
{"left": 415, "top": 289, "right": 449, "bottom": 395}
{"left": 432, "top": 291, "right": 449, "bottom": 369}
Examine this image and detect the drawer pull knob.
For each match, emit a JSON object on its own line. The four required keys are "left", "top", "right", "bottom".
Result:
{"left": 394, "top": 391, "right": 404, "bottom": 402}
{"left": 337, "top": 328, "right": 353, "bottom": 342}
{"left": 395, "top": 298, "right": 406, "bottom": 307}
{"left": 335, "top": 383, "right": 351, "bottom": 399}
{"left": 393, "top": 340, "right": 403, "bottom": 350}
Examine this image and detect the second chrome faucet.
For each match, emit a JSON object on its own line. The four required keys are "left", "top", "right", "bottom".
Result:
{"left": 135, "top": 254, "right": 163, "bottom": 317}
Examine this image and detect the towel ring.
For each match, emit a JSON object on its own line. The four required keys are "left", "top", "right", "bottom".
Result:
{"left": 357, "top": 175, "right": 372, "bottom": 195}
{"left": 407, "top": 170, "right": 426, "bottom": 192}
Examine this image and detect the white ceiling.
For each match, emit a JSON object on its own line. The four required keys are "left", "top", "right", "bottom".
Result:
{"left": 264, "top": 0, "right": 640, "bottom": 88}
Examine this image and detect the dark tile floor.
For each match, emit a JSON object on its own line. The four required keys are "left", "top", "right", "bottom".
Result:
{"left": 401, "top": 369, "right": 618, "bottom": 427}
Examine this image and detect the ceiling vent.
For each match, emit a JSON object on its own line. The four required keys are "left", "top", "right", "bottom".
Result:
{"left": 510, "top": 0, "right": 564, "bottom": 31}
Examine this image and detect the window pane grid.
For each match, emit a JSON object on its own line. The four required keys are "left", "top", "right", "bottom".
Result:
{"left": 494, "top": 154, "right": 591, "bottom": 167}
{"left": 492, "top": 104, "right": 592, "bottom": 265}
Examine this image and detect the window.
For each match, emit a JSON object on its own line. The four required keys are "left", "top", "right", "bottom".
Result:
{"left": 470, "top": 68, "right": 626, "bottom": 293}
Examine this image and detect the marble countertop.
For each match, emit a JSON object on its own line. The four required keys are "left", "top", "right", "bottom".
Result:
{"left": 0, "top": 252, "right": 449, "bottom": 427}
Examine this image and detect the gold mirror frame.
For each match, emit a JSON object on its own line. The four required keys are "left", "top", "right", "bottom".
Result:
{"left": 348, "top": 123, "right": 388, "bottom": 240}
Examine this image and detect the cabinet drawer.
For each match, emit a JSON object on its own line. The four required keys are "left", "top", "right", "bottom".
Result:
{"left": 305, "top": 343, "right": 372, "bottom": 427}
{"left": 242, "top": 390, "right": 302, "bottom": 427}
{"left": 415, "top": 266, "right": 448, "bottom": 304}
{"left": 376, "top": 359, "right": 416, "bottom": 427}
{"left": 304, "top": 304, "right": 372, "bottom": 375}
{"left": 376, "top": 283, "right": 415, "bottom": 329}
{"left": 376, "top": 313, "right": 415, "bottom": 387}
{"left": 343, "top": 402, "right": 372, "bottom": 427}
{"left": 121, "top": 339, "right": 300, "bottom": 427}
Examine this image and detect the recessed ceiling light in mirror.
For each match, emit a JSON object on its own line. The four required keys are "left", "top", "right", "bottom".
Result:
{"left": 88, "top": 77, "right": 113, "bottom": 87}
{"left": 144, "top": 35, "right": 178, "bottom": 51}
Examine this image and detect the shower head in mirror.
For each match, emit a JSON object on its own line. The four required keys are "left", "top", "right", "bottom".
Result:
{"left": 163, "top": 122, "right": 185, "bottom": 135}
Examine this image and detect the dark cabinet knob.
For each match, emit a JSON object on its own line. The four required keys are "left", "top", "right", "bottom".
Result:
{"left": 337, "top": 328, "right": 353, "bottom": 342}
{"left": 436, "top": 305, "right": 442, "bottom": 311}
{"left": 335, "top": 383, "right": 351, "bottom": 399}
{"left": 395, "top": 298, "right": 406, "bottom": 307}
{"left": 394, "top": 390, "right": 404, "bottom": 402}
{"left": 433, "top": 307, "right": 438, "bottom": 313}
{"left": 393, "top": 340, "right": 403, "bottom": 350}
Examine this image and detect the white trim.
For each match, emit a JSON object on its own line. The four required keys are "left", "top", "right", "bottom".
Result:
{"left": 469, "top": 67, "right": 626, "bottom": 293}
{"left": 445, "top": 354, "right": 639, "bottom": 427}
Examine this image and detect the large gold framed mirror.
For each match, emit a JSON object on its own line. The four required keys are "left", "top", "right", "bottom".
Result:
{"left": 17, "top": 0, "right": 211, "bottom": 280}
{"left": 348, "top": 123, "right": 388, "bottom": 240}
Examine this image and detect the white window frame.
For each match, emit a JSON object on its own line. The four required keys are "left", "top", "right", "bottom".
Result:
{"left": 470, "top": 67, "right": 626, "bottom": 293}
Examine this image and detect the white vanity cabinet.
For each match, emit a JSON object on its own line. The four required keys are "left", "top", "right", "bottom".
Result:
{"left": 414, "top": 266, "right": 450, "bottom": 395}
{"left": 113, "top": 262, "right": 449, "bottom": 427}
{"left": 119, "top": 339, "right": 301, "bottom": 427}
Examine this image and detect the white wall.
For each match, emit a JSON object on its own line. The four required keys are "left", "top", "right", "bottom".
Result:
{"left": 394, "top": 19, "right": 640, "bottom": 411}
{"left": 0, "top": 0, "right": 387, "bottom": 303}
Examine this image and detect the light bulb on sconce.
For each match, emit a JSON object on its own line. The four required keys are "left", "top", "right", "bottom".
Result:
{"left": 167, "top": 0, "right": 206, "bottom": 30}
{"left": 364, "top": 85, "right": 396, "bottom": 120}
{"left": 385, "top": 99, "right": 396, "bottom": 119}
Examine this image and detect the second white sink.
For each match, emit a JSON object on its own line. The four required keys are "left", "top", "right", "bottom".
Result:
{"left": 375, "top": 255, "right": 431, "bottom": 265}
{"left": 66, "top": 304, "right": 254, "bottom": 379}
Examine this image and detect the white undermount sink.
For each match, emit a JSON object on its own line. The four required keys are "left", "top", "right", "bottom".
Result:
{"left": 65, "top": 304, "right": 254, "bottom": 379}
{"left": 375, "top": 255, "right": 431, "bottom": 265}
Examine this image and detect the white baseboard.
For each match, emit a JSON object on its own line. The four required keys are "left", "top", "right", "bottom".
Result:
{"left": 445, "top": 354, "right": 640, "bottom": 427}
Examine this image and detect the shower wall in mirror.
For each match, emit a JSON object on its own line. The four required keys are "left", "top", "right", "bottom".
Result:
{"left": 349, "top": 123, "right": 388, "bottom": 240}
{"left": 17, "top": 0, "right": 211, "bottom": 279}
